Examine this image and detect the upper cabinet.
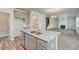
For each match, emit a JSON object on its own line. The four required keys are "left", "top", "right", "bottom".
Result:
{"left": 14, "top": 9, "right": 30, "bottom": 36}
{"left": 14, "top": 9, "right": 29, "bottom": 24}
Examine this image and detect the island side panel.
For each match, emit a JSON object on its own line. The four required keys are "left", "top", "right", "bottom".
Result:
{"left": 47, "top": 37, "right": 57, "bottom": 50}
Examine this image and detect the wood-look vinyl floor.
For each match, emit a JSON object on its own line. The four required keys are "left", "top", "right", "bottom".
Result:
{"left": 0, "top": 36, "right": 25, "bottom": 50}
{"left": 0, "top": 29, "right": 79, "bottom": 50}
{"left": 48, "top": 29, "right": 79, "bottom": 50}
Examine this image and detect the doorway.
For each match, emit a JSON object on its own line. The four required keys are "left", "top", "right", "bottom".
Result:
{"left": 46, "top": 17, "right": 49, "bottom": 30}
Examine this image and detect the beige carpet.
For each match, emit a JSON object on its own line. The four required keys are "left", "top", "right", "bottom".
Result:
{"left": 48, "top": 29, "right": 79, "bottom": 50}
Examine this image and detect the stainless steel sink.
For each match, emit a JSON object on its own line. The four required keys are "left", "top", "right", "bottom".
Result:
{"left": 30, "top": 31, "right": 42, "bottom": 35}
{"left": 31, "top": 31, "right": 36, "bottom": 33}
{"left": 35, "top": 32, "right": 42, "bottom": 35}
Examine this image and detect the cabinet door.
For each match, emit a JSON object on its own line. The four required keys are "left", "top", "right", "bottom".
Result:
{"left": 37, "top": 39, "right": 47, "bottom": 50}
{"left": 37, "top": 44, "right": 46, "bottom": 50}
{"left": 25, "top": 34, "right": 36, "bottom": 50}
{"left": 14, "top": 11, "right": 25, "bottom": 19}
{"left": 25, "top": 34, "right": 30, "bottom": 50}
{"left": 37, "top": 39, "right": 47, "bottom": 48}
{"left": 21, "top": 32, "right": 25, "bottom": 47}
{"left": 47, "top": 37, "right": 56, "bottom": 50}
{"left": 29, "top": 35, "right": 36, "bottom": 50}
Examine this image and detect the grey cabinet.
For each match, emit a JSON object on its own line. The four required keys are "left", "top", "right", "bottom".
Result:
{"left": 37, "top": 44, "right": 46, "bottom": 50}
{"left": 24, "top": 33, "right": 57, "bottom": 50}
{"left": 14, "top": 10, "right": 25, "bottom": 19}
{"left": 25, "top": 34, "right": 36, "bottom": 50}
{"left": 21, "top": 32, "right": 25, "bottom": 47}
{"left": 37, "top": 39, "right": 47, "bottom": 50}
{"left": 14, "top": 9, "right": 29, "bottom": 24}
{"left": 25, "top": 34, "right": 30, "bottom": 50}
{"left": 24, "top": 33, "right": 47, "bottom": 50}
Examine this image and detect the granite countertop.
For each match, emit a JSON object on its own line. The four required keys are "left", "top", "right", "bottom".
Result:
{"left": 21, "top": 29, "right": 60, "bottom": 42}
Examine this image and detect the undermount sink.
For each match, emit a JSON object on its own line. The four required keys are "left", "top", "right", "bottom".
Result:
{"left": 30, "top": 31, "right": 42, "bottom": 35}
{"left": 31, "top": 31, "right": 36, "bottom": 33}
{"left": 35, "top": 32, "right": 42, "bottom": 35}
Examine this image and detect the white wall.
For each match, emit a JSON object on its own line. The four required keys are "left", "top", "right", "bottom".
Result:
{"left": 76, "top": 10, "right": 79, "bottom": 36}
{"left": 76, "top": 17, "right": 79, "bottom": 35}
{"left": 58, "top": 16, "right": 68, "bottom": 29}
{"left": 30, "top": 10, "right": 46, "bottom": 31}
{"left": 67, "top": 16, "right": 76, "bottom": 30}
{"left": 58, "top": 13, "right": 76, "bottom": 30}
{"left": 76, "top": 27, "right": 79, "bottom": 35}
{"left": 0, "top": 8, "right": 12, "bottom": 13}
{"left": 14, "top": 18, "right": 24, "bottom": 37}
{"left": 47, "top": 13, "right": 76, "bottom": 30}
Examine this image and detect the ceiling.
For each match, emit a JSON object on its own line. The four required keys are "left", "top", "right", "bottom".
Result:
{"left": 19, "top": 8, "right": 79, "bottom": 17}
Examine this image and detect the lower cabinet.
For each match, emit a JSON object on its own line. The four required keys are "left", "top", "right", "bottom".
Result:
{"left": 24, "top": 33, "right": 56, "bottom": 50}
{"left": 37, "top": 44, "right": 47, "bottom": 50}
{"left": 21, "top": 32, "right": 25, "bottom": 47}
{"left": 37, "top": 39, "right": 47, "bottom": 50}
{"left": 29, "top": 35, "right": 36, "bottom": 50}
{"left": 25, "top": 34, "right": 36, "bottom": 50}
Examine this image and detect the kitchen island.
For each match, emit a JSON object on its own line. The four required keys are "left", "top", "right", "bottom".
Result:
{"left": 21, "top": 29, "right": 60, "bottom": 50}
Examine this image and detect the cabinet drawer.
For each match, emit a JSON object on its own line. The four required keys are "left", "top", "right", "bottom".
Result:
{"left": 29, "top": 35, "right": 36, "bottom": 42}
{"left": 25, "top": 34, "right": 37, "bottom": 50}
{"left": 29, "top": 40, "right": 36, "bottom": 50}
{"left": 25, "top": 34, "right": 30, "bottom": 41}
{"left": 37, "top": 44, "right": 47, "bottom": 50}
{"left": 37, "top": 39, "right": 47, "bottom": 48}
{"left": 25, "top": 42, "right": 30, "bottom": 50}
